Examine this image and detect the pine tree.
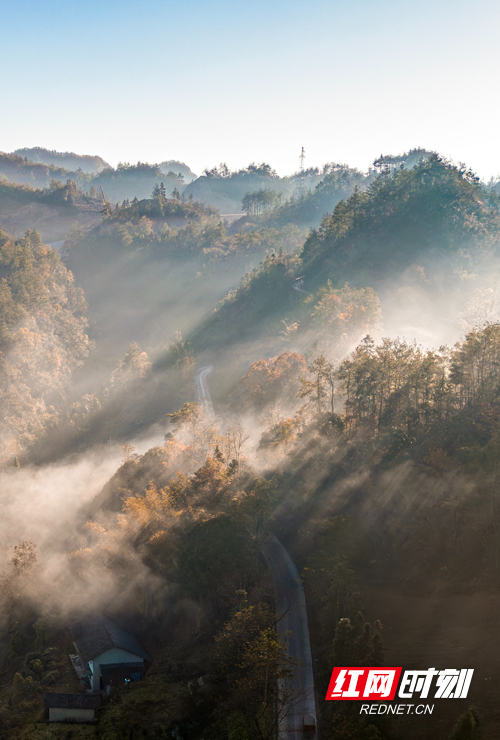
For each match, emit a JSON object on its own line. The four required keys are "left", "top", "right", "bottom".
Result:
{"left": 448, "top": 706, "right": 480, "bottom": 740}
{"left": 332, "top": 618, "right": 354, "bottom": 665}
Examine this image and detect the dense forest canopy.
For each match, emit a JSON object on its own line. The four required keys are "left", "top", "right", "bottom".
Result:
{"left": 0, "top": 227, "right": 90, "bottom": 462}
{"left": 301, "top": 154, "right": 500, "bottom": 286}
{"left": 263, "top": 163, "right": 368, "bottom": 228}
{"left": 3, "top": 148, "right": 500, "bottom": 740}
{"left": 184, "top": 161, "right": 348, "bottom": 215}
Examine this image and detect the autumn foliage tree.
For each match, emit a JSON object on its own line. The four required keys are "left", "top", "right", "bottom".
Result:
{"left": 241, "top": 351, "right": 307, "bottom": 411}
{"left": 0, "top": 228, "right": 91, "bottom": 462}
{"left": 110, "top": 342, "right": 151, "bottom": 387}
{"left": 216, "top": 605, "right": 297, "bottom": 740}
{"left": 312, "top": 282, "right": 382, "bottom": 352}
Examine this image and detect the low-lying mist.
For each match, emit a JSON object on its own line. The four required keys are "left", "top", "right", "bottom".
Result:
{"left": 4, "top": 149, "right": 500, "bottom": 738}
{"left": 0, "top": 447, "right": 123, "bottom": 612}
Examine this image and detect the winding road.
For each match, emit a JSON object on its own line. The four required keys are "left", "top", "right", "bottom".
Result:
{"left": 261, "top": 533, "right": 317, "bottom": 739}
{"left": 194, "top": 365, "right": 215, "bottom": 417}
{"left": 194, "top": 366, "right": 317, "bottom": 737}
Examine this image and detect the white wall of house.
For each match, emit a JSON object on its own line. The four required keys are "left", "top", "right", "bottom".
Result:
{"left": 49, "top": 707, "right": 95, "bottom": 722}
{"left": 89, "top": 648, "right": 144, "bottom": 691}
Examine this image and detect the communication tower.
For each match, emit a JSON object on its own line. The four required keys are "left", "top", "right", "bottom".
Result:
{"left": 295, "top": 147, "right": 306, "bottom": 198}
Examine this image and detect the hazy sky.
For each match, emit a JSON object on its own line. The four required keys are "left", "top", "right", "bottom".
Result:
{"left": 2, "top": 0, "right": 499, "bottom": 178}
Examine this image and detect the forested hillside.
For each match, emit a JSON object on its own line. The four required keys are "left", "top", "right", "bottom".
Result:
{"left": 263, "top": 163, "right": 368, "bottom": 228}
{"left": 0, "top": 228, "right": 91, "bottom": 463}
{"left": 61, "top": 189, "right": 305, "bottom": 377}
{"left": 183, "top": 162, "right": 332, "bottom": 214}
{"left": 301, "top": 154, "right": 500, "bottom": 286}
{"left": 2, "top": 149, "right": 500, "bottom": 740}
{"left": 185, "top": 155, "right": 499, "bottom": 374}
{"left": 13, "top": 148, "right": 110, "bottom": 173}
{"left": 0, "top": 178, "right": 102, "bottom": 242}
{"left": 88, "top": 163, "right": 186, "bottom": 203}
{"left": 0, "top": 153, "right": 81, "bottom": 190}
{"left": 1, "top": 154, "right": 197, "bottom": 205}
{"left": 159, "top": 160, "right": 197, "bottom": 183}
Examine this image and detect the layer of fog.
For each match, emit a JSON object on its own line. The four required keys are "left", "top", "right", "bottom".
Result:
{"left": 379, "top": 260, "right": 500, "bottom": 350}
{"left": 69, "top": 250, "right": 267, "bottom": 395}
{"left": 0, "top": 429, "right": 176, "bottom": 617}
{"left": 5, "top": 209, "right": 500, "bottom": 622}
{"left": 0, "top": 447, "right": 119, "bottom": 603}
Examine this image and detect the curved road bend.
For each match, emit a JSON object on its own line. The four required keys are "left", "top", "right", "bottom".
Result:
{"left": 193, "top": 367, "right": 316, "bottom": 735}
{"left": 194, "top": 365, "right": 215, "bottom": 418}
{"left": 261, "top": 533, "right": 317, "bottom": 740}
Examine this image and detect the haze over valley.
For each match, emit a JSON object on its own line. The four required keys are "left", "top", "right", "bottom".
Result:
{"left": 1, "top": 142, "right": 500, "bottom": 740}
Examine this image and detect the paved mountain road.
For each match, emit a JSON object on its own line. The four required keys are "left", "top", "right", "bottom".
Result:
{"left": 261, "top": 533, "right": 317, "bottom": 739}
{"left": 194, "top": 366, "right": 317, "bottom": 737}
{"left": 194, "top": 365, "right": 214, "bottom": 417}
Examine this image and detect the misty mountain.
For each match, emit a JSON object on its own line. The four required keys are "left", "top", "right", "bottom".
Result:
{"left": 301, "top": 154, "right": 500, "bottom": 287}
{"left": 183, "top": 162, "right": 327, "bottom": 214}
{"left": 0, "top": 152, "right": 84, "bottom": 190}
{"left": 263, "top": 163, "right": 368, "bottom": 229}
{"left": 24, "top": 152, "right": 500, "bottom": 456}
{"left": 1, "top": 154, "right": 196, "bottom": 205}
{"left": 5, "top": 148, "right": 500, "bottom": 740}
{"left": 0, "top": 227, "right": 91, "bottom": 464}
{"left": 183, "top": 162, "right": 280, "bottom": 213}
{"left": 178, "top": 155, "right": 500, "bottom": 393}
{"left": 54, "top": 152, "right": 500, "bottom": 433}
{"left": 0, "top": 177, "right": 102, "bottom": 243}
{"left": 13, "top": 147, "right": 110, "bottom": 173}
{"left": 87, "top": 162, "right": 186, "bottom": 203}
{"left": 62, "top": 192, "right": 304, "bottom": 378}
{"left": 158, "top": 159, "right": 197, "bottom": 183}
{"left": 185, "top": 162, "right": 370, "bottom": 228}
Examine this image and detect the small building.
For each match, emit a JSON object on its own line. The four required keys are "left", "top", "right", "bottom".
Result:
{"left": 44, "top": 692, "right": 100, "bottom": 722}
{"left": 72, "top": 617, "right": 150, "bottom": 692}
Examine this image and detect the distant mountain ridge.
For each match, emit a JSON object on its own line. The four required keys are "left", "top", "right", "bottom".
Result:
{"left": 13, "top": 147, "right": 109, "bottom": 173}
{"left": 0, "top": 155, "right": 192, "bottom": 203}
{"left": 158, "top": 160, "right": 197, "bottom": 183}
{"left": 0, "top": 152, "right": 76, "bottom": 189}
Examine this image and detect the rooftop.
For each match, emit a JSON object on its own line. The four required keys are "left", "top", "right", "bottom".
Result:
{"left": 72, "top": 617, "right": 150, "bottom": 664}
{"left": 44, "top": 692, "right": 100, "bottom": 709}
